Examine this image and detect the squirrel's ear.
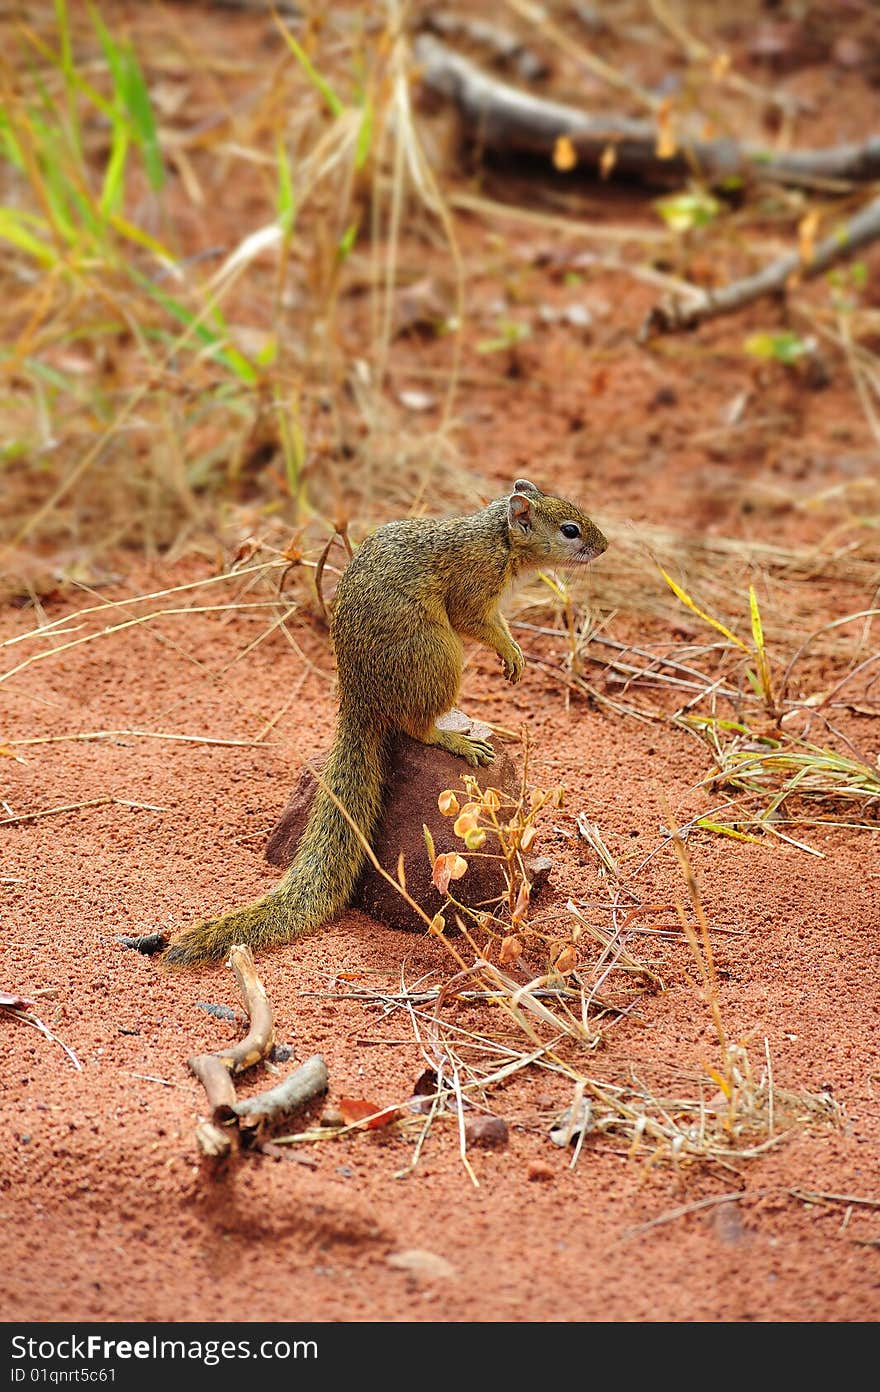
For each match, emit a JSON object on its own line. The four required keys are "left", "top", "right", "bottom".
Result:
{"left": 513, "top": 478, "right": 543, "bottom": 498}
{"left": 508, "top": 492, "right": 534, "bottom": 533}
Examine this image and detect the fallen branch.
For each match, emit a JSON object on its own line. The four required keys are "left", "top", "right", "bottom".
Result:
{"left": 186, "top": 946, "right": 327, "bottom": 1162}
{"left": 231, "top": 1054, "right": 329, "bottom": 1131}
{"left": 216, "top": 943, "right": 275, "bottom": 1073}
{"left": 642, "top": 194, "right": 880, "bottom": 335}
{"left": 188, "top": 1052, "right": 237, "bottom": 1114}
{"left": 415, "top": 35, "right": 880, "bottom": 189}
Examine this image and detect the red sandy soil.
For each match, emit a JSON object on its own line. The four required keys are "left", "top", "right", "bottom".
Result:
{"left": 2, "top": 2, "right": 880, "bottom": 1327}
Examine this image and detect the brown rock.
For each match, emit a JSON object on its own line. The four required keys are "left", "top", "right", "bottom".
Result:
{"left": 265, "top": 710, "right": 547, "bottom": 933}
{"left": 526, "top": 1159, "right": 555, "bottom": 1182}
{"left": 464, "top": 1114, "right": 509, "bottom": 1149}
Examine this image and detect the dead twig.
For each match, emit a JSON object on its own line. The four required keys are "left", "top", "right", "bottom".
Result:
{"left": 188, "top": 1052, "right": 237, "bottom": 1114}
{"left": 643, "top": 194, "right": 880, "bottom": 335}
{"left": 415, "top": 36, "right": 880, "bottom": 189}
{"left": 2, "top": 1005, "right": 81, "bottom": 1070}
{"left": 231, "top": 1054, "right": 329, "bottom": 1129}
{"left": 186, "top": 947, "right": 327, "bottom": 1162}
{"left": 217, "top": 944, "right": 275, "bottom": 1073}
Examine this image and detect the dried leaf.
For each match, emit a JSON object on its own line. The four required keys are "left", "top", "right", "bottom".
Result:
{"left": 553, "top": 135, "right": 577, "bottom": 171}
{"left": 230, "top": 537, "right": 258, "bottom": 565}
{"left": 428, "top": 912, "right": 446, "bottom": 936}
{"left": 520, "top": 824, "right": 537, "bottom": 852}
{"left": 453, "top": 811, "right": 480, "bottom": 837}
{"left": 599, "top": 143, "right": 617, "bottom": 179}
{"left": 432, "top": 853, "right": 468, "bottom": 895}
{"left": 511, "top": 880, "right": 531, "bottom": 924}
{"left": 437, "top": 790, "right": 459, "bottom": 817}
{"left": 463, "top": 826, "right": 486, "bottom": 850}
{"left": 338, "top": 1096, "right": 399, "bottom": 1129}
{"left": 409, "top": 1068, "right": 439, "bottom": 1113}
{"left": 498, "top": 936, "right": 522, "bottom": 966}
{"left": 798, "top": 208, "right": 820, "bottom": 267}
{"left": 655, "top": 102, "right": 677, "bottom": 160}
{"left": 550, "top": 943, "right": 578, "bottom": 975}
{"left": 549, "top": 1098, "right": 592, "bottom": 1147}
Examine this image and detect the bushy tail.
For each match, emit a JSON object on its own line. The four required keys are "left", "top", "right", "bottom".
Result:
{"left": 163, "top": 710, "right": 389, "bottom": 967}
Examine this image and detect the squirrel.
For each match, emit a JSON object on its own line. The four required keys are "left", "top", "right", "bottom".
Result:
{"left": 163, "top": 479, "right": 607, "bottom": 966}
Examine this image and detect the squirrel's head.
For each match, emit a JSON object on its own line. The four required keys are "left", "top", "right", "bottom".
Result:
{"left": 507, "top": 479, "right": 608, "bottom": 567}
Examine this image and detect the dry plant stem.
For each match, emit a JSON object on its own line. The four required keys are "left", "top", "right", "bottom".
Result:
{"left": 7, "top": 1009, "right": 81, "bottom": 1070}
{"left": 231, "top": 1054, "right": 328, "bottom": 1125}
{"left": 0, "top": 560, "right": 286, "bottom": 653}
{"left": 415, "top": 36, "right": 880, "bottom": 189}
{"left": 644, "top": 194, "right": 880, "bottom": 335}
{"left": 7, "top": 730, "right": 279, "bottom": 752}
{"left": 622, "top": 1188, "right": 752, "bottom": 1240}
{"left": 188, "top": 1053, "right": 237, "bottom": 1115}
{"left": 217, "top": 945, "right": 275, "bottom": 1073}
{"left": 664, "top": 813, "right": 727, "bottom": 1058}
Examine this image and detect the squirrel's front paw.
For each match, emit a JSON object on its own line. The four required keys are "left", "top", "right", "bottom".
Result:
{"left": 502, "top": 642, "right": 524, "bottom": 684}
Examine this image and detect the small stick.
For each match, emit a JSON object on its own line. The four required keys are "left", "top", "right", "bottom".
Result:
{"left": 194, "top": 1120, "right": 233, "bottom": 1160}
{"left": 189, "top": 1053, "right": 238, "bottom": 1115}
{"left": 643, "top": 194, "right": 880, "bottom": 335}
{"left": 216, "top": 945, "right": 275, "bottom": 1073}
{"left": 621, "top": 1189, "right": 750, "bottom": 1239}
{"left": 231, "top": 1054, "right": 328, "bottom": 1127}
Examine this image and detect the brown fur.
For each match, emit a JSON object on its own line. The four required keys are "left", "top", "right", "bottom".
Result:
{"left": 163, "top": 480, "right": 607, "bottom": 966}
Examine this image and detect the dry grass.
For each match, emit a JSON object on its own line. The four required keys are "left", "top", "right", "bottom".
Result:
{"left": 0, "top": 1, "right": 478, "bottom": 572}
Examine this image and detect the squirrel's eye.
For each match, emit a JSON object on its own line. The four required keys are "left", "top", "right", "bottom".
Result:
{"left": 560, "top": 523, "right": 581, "bottom": 540}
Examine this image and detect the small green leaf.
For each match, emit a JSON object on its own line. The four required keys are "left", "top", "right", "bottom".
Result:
{"left": 744, "top": 331, "right": 810, "bottom": 365}
{"left": 100, "top": 123, "right": 129, "bottom": 216}
{"left": 654, "top": 189, "right": 720, "bottom": 233}
{"left": 423, "top": 823, "right": 436, "bottom": 866}
{"left": 696, "top": 819, "right": 762, "bottom": 844}
{"left": 0, "top": 209, "right": 57, "bottom": 266}
{"left": 476, "top": 320, "right": 531, "bottom": 354}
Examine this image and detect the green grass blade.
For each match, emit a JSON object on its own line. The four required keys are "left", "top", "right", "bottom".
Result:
{"left": 119, "top": 46, "right": 165, "bottom": 192}
{"left": 0, "top": 208, "right": 57, "bottom": 266}
{"left": 135, "top": 272, "right": 257, "bottom": 384}
{"left": 354, "top": 96, "right": 374, "bottom": 171}
{"left": 90, "top": 4, "right": 165, "bottom": 192}
{"left": 275, "top": 24, "right": 343, "bottom": 118}
{"left": 100, "top": 123, "right": 129, "bottom": 216}
{"left": 275, "top": 134, "right": 296, "bottom": 236}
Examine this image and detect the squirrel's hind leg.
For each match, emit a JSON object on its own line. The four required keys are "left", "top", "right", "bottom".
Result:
{"left": 391, "top": 618, "right": 493, "bottom": 764}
